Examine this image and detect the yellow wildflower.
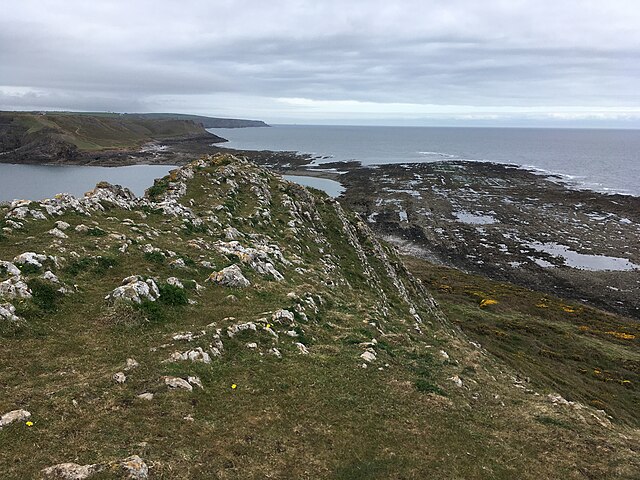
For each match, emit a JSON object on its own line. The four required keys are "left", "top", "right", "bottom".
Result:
{"left": 479, "top": 299, "right": 498, "bottom": 308}
{"left": 231, "top": 384, "right": 237, "bottom": 389}
{"left": 604, "top": 331, "right": 636, "bottom": 340}
{"left": 25, "top": 421, "right": 33, "bottom": 427}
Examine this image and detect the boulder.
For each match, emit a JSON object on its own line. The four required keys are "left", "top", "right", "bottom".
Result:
{"left": 360, "top": 350, "right": 376, "bottom": 363}
{"left": 41, "top": 462, "right": 102, "bottom": 479}
{"left": 116, "top": 455, "right": 149, "bottom": 480}
{"left": 0, "top": 261, "right": 21, "bottom": 277}
{"left": 13, "top": 252, "right": 47, "bottom": 268}
{"left": 272, "top": 309, "right": 295, "bottom": 323}
{"left": 0, "top": 303, "right": 20, "bottom": 322}
{"left": 125, "top": 358, "right": 140, "bottom": 370}
{"left": 164, "top": 376, "right": 193, "bottom": 391}
{"left": 208, "top": 264, "right": 250, "bottom": 288}
{"left": 187, "top": 376, "right": 204, "bottom": 389}
{"left": 48, "top": 228, "right": 69, "bottom": 239}
{"left": 55, "top": 221, "right": 71, "bottom": 230}
{"left": 449, "top": 375, "right": 463, "bottom": 388}
{"left": 105, "top": 277, "right": 160, "bottom": 304}
{"left": 0, "top": 409, "right": 31, "bottom": 427}
{"left": 43, "top": 271, "right": 61, "bottom": 283}
{"left": 227, "top": 321, "right": 257, "bottom": 337}
{"left": 0, "top": 276, "right": 32, "bottom": 299}
{"left": 166, "top": 277, "right": 184, "bottom": 288}
{"left": 167, "top": 347, "right": 211, "bottom": 364}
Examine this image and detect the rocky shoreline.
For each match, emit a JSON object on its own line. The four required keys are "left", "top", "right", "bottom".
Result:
{"left": 3, "top": 136, "right": 639, "bottom": 319}
{"left": 239, "top": 152, "right": 640, "bottom": 320}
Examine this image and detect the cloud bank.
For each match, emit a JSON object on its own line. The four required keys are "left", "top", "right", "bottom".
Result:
{"left": 1, "top": 0, "right": 639, "bottom": 126}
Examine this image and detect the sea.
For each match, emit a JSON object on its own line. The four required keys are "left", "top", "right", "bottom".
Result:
{"left": 0, "top": 164, "right": 175, "bottom": 203}
{"left": 1, "top": 125, "right": 639, "bottom": 202}
{"left": 211, "top": 125, "right": 640, "bottom": 197}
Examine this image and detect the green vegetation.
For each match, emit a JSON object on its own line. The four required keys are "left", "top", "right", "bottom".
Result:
{"left": 0, "top": 111, "right": 214, "bottom": 153}
{"left": 158, "top": 283, "right": 189, "bottom": 306}
{"left": 0, "top": 155, "right": 637, "bottom": 479}
{"left": 143, "top": 251, "right": 165, "bottom": 264}
{"left": 27, "top": 278, "right": 63, "bottom": 313}
{"left": 405, "top": 256, "right": 639, "bottom": 425}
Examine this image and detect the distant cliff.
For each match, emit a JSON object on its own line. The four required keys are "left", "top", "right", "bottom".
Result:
{"left": 0, "top": 111, "right": 228, "bottom": 164}
{"left": 134, "top": 113, "right": 270, "bottom": 128}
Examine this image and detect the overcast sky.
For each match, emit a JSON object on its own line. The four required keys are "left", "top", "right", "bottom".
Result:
{"left": 1, "top": 0, "right": 639, "bottom": 126}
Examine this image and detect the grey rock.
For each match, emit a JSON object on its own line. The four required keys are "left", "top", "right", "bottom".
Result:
{"left": 164, "top": 376, "right": 193, "bottom": 391}
{"left": 0, "top": 303, "right": 20, "bottom": 322}
{"left": 55, "top": 221, "right": 71, "bottom": 230}
{"left": 42, "top": 462, "right": 102, "bottom": 479}
{"left": 272, "top": 309, "right": 295, "bottom": 323}
{"left": 43, "top": 270, "right": 61, "bottom": 283}
{"left": 0, "top": 276, "right": 32, "bottom": 299}
{"left": 117, "top": 455, "right": 149, "bottom": 479}
{"left": 13, "top": 252, "right": 47, "bottom": 267}
{"left": 208, "top": 264, "right": 250, "bottom": 288}
{"left": 166, "top": 277, "right": 184, "bottom": 288}
{"left": 0, "top": 408, "right": 31, "bottom": 428}
{"left": 227, "top": 321, "right": 257, "bottom": 337}
{"left": 360, "top": 350, "right": 377, "bottom": 363}
{"left": 188, "top": 376, "right": 204, "bottom": 389}
{"left": 0, "top": 261, "right": 21, "bottom": 277}
{"left": 105, "top": 277, "right": 160, "bottom": 304}
{"left": 167, "top": 347, "right": 211, "bottom": 364}
{"left": 125, "top": 358, "right": 140, "bottom": 370}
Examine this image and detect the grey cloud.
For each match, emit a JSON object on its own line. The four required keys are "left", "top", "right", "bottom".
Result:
{"left": 1, "top": 0, "right": 639, "bottom": 122}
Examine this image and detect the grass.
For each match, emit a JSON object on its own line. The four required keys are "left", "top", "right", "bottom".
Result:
{"left": 6, "top": 111, "right": 210, "bottom": 152}
{"left": 158, "top": 283, "right": 189, "bottom": 306}
{"left": 27, "top": 278, "right": 63, "bottom": 313}
{"left": 0, "top": 155, "right": 638, "bottom": 478}
{"left": 404, "top": 256, "right": 640, "bottom": 425}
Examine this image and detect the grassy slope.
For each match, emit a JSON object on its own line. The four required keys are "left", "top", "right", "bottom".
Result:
{"left": 6, "top": 112, "right": 212, "bottom": 151}
{"left": 0, "top": 155, "right": 638, "bottom": 479}
{"left": 405, "top": 257, "right": 639, "bottom": 425}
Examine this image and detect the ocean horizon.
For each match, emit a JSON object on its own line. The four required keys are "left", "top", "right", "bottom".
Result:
{"left": 212, "top": 124, "right": 640, "bottom": 197}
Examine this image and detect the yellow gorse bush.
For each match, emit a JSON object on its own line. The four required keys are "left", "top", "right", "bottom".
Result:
{"left": 604, "top": 331, "right": 636, "bottom": 340}
{"left": 479, "top": 299, "right": 498, "bottom": 308}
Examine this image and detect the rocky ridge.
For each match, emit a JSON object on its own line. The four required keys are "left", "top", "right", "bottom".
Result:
{"left": 0, "top": 154, "right": 638, "bottom": 478}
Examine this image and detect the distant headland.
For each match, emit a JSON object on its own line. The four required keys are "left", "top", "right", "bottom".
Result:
{"left": 0, "top": 111, "right": 268, "bottom": 166}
